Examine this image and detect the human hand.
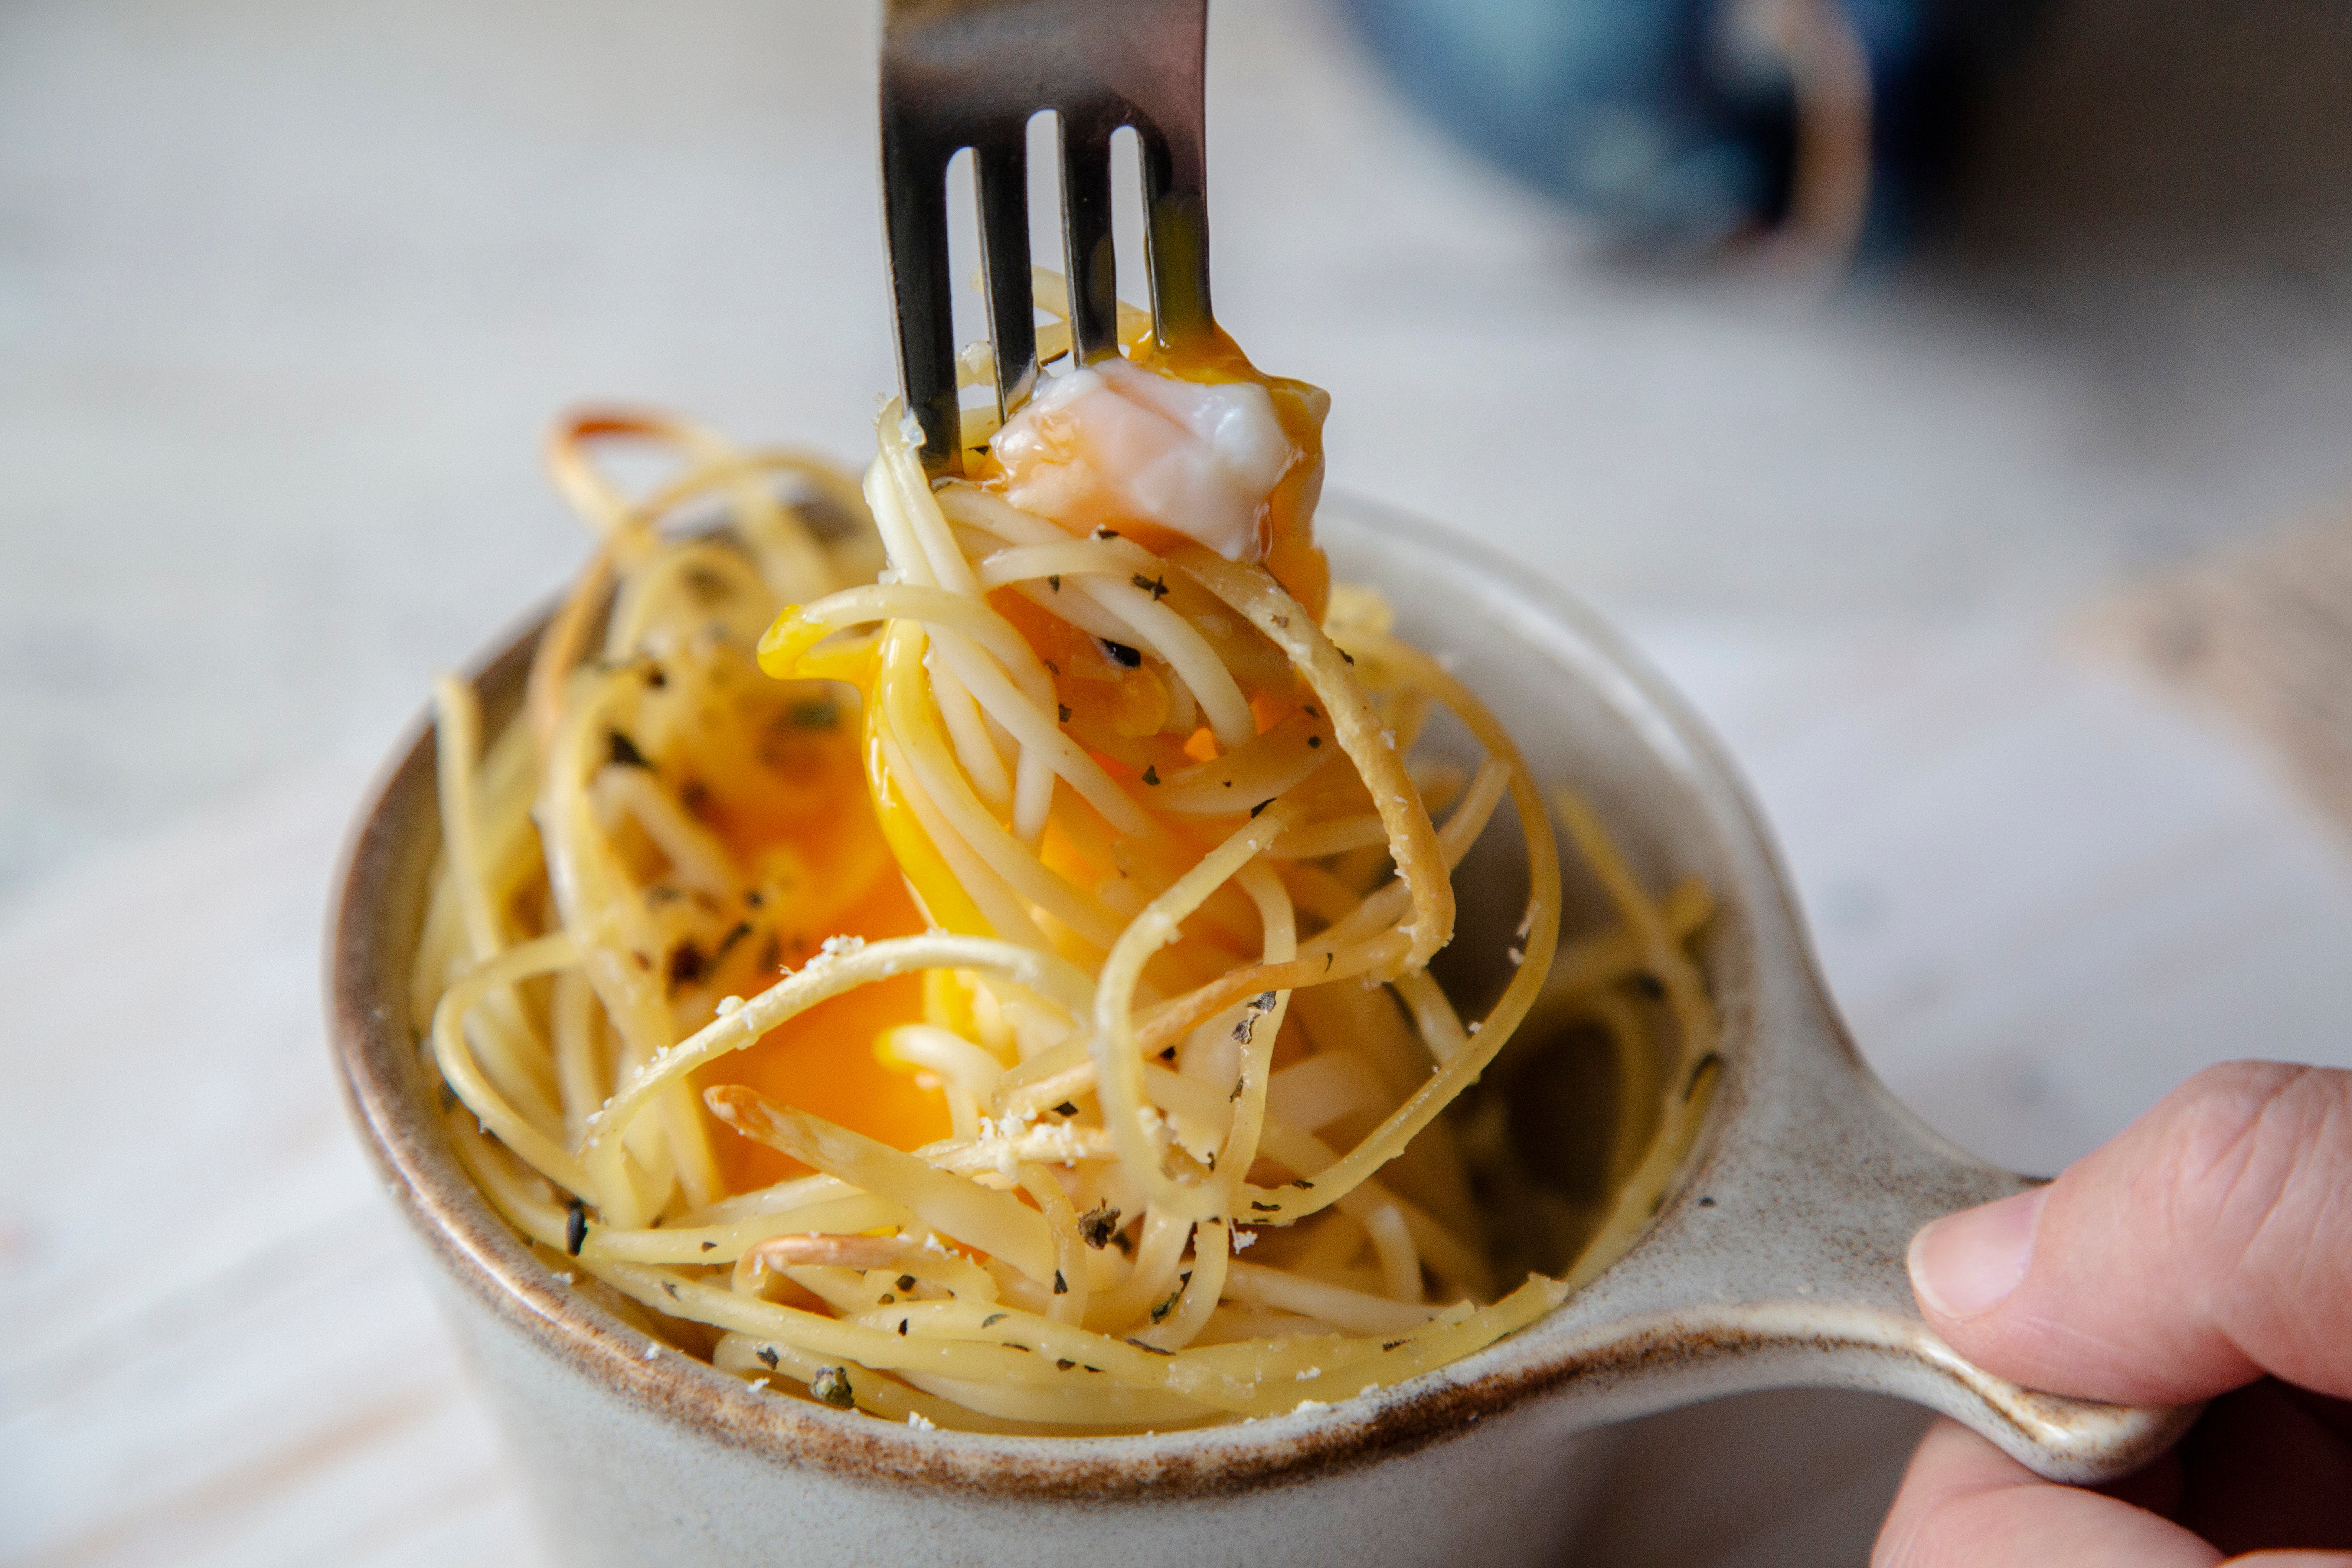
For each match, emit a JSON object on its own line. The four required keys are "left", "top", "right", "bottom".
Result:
{"left": 1873, "top": 1062, "right": 2352, "bottom": 1566}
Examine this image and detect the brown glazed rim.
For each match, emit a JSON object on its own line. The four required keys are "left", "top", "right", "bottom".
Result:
{"left": 325, "top": 500, "right": 1750, "bottom": 1503}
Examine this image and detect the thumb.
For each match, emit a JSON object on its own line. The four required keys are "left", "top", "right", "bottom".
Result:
{"left": 1907, "top": 1062, "right": 2352, "bottom": 1406}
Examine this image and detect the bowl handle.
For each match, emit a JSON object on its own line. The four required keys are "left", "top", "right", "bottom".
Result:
{"left": 1544, "top": 990, "right": 2199, "bottom": 1485}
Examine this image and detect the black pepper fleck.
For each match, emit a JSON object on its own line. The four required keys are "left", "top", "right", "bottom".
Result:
{"left": 607, "top": 730, "right": 652, "bottom": 769}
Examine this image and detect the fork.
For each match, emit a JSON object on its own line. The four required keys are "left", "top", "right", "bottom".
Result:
{"left": 880, "top": 0, "right": 1213, "bottom": 475}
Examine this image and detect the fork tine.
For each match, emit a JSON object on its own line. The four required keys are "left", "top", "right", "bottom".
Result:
{"left": 1133, "top": 7, "right": 1212, "bottom": 347}
{"left": 975, "top": 136, "right": 1038, "bottom": 420}
{"left": 1057, "top": 108, "right": 1120, "bottom": 367}
{"left": 879, "top": 126, "right": 960, "bottom": 473}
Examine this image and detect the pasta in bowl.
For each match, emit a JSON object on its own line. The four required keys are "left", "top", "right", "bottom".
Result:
{"left": 405, "top": 310, "right": 1719, "bottom": 1436}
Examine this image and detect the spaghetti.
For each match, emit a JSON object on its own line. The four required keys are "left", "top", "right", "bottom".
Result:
{"left": 413, "top": 292, "right": 1717, "bottom": 1432}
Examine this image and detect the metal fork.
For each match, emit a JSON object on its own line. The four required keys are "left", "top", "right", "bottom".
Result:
{"left": 880, "top": 0, "right": 1213, "bottom": 475}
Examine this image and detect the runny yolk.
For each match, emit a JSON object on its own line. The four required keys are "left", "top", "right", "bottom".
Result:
{"left": 689, "top": 696, "right": 949, "bottom": 1193}
{"left": 695, "top": 865, "right": 946, "bottom": 1192}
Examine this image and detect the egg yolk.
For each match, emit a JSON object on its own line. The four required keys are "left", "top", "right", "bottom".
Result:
{"left": 694, "top": 864, "right": 943, "bottom": 1192}
{"left": 686, "top": 686, "right": 949, "bottom": 1190}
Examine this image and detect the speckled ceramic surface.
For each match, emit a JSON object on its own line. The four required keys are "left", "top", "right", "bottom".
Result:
{"left": 329, "top": 497, "right": 2193, "bottom": 1566}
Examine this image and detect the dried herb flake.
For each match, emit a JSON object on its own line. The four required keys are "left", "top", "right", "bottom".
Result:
{"left": 1078, "top": 1203, "right": 1122, "bottom": 1249}
{"left": 810, "top": 1366, "right": 855, "bottom": 1408}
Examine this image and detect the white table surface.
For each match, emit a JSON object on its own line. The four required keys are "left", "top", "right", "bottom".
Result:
{"left": 8, "top": 0, "right": 2352, "bottom": 1562}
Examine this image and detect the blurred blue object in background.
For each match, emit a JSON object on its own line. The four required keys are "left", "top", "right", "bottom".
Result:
{"left": 1335, "top": 0, "right": 2046, "bottom": 256}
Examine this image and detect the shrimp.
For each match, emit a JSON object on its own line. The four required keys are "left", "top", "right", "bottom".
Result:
{"left": 991, "top": 356, "right": 1296, "bottom": 561}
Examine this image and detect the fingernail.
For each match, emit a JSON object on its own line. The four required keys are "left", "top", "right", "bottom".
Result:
{"left": 1909, "top": 1186, "right": 2048, "bottom": 1320}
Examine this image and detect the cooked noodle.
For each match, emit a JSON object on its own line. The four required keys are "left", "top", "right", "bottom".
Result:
{"left": 412, "top": 297, "right": 1718, "bottom": 1432}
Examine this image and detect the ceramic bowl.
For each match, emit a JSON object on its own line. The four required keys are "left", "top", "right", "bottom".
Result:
{"left": 327, "top": 495, "right": 2189, "bottom": 1567}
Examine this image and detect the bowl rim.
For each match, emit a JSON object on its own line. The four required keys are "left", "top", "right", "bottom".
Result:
{"left": 325, "top": 492, "right": 1783, "bottom": 1501}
